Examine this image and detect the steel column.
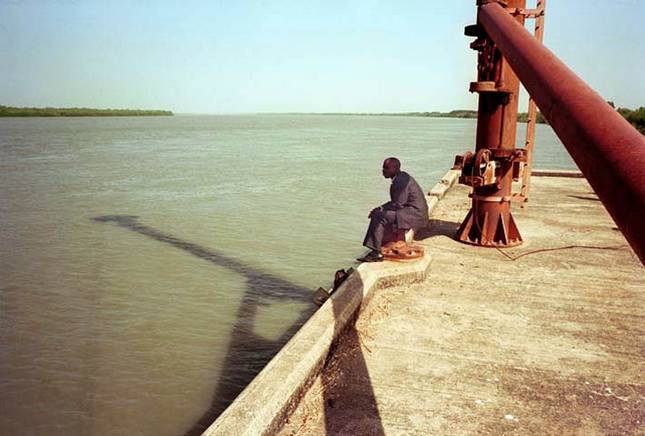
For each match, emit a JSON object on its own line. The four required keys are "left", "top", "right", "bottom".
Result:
{"left": 518, "top": 0, "right": 546, "bottom": 204}
{"left": 479, "top": 2, "right": 645, "bottom": 263}
{"left": 455, "top": 0, "right": 526, "bottom": 247}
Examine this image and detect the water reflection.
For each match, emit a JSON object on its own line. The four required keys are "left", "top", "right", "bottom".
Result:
{"left": 93, "top": 215, "right": 316, "bottom": 434}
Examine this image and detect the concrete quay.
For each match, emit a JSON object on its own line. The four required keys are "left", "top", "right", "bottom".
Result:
{"left": 278, "top": 175, "right": 644, "bottom": 435}
{"left": 202, "top": 171, "right": 460, "bottom": 435}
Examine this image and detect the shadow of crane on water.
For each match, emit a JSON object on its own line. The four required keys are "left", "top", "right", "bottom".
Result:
{"left": 92, "top": 215, "right": 316, "bottom": 436}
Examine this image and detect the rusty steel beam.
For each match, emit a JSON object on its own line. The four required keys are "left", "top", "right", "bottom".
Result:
{"left": 518, "top": 0, "right": 546, "bottom": 205}
{"left": 479, "top": 2, "right": 645, "bottom": 263}
{"left": 455, "top": 0, "right": 526, "bottom": 248}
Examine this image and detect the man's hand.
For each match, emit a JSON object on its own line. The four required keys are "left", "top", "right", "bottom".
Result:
{"left": 368, "top": 207, "right": 382, "bottom": 218}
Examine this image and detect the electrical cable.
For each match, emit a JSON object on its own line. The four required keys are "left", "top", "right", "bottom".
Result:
{"left": 494, "top": 244, "right": 629, "bottom": 261}
{"left": 467, "top": 167, "right": 629, "bottom": 261}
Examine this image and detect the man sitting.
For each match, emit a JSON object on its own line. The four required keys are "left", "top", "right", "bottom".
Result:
{"left": 358, "top": 157, "right": 429, "bottom": 262}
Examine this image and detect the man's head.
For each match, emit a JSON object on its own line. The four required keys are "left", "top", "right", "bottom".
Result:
{"left": 382, "top": 157, "right": 401, "bottom": 179}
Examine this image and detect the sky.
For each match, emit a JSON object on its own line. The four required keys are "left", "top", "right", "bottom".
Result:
{"left": 1, "top": 0, "right": 643, "bottom": 114}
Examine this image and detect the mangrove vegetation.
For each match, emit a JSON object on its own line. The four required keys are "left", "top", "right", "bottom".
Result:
{"left": 285, "top": 110, "right": 547, "bottom": 123}
{"left": 616, "top": 107, "right": 645, "bottom": 134}
{"left": 285, "top": 105, "right": 645, "bottom": 133}
{"left": 0, "top": 105, "right": 173, "bottom": 117}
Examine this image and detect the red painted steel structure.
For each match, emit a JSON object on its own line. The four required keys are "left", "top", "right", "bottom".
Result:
{"left": 455, "top": 0, "right": 526, "bottom": 248}
{"left": 478, "top": 2, "right": 645, "bottom": 263}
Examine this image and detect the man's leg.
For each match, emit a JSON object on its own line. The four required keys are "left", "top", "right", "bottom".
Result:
{"left": 362, "top": 209, "right": 397, "bottom": 253}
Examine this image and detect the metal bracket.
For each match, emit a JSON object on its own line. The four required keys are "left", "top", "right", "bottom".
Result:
{"left": 478, "top": 0, "right": 508, "bottom": 6}
{"left": 464, "top": 24, "right": 483, "bottom": 37}
{"left": 469, "top": 194, "right": 513, "bottom": 202}
{"left": 507, "top": 7, "right": 545, "bottom": 18}
{"left": 469, "top": 81, "right": 512, "bottom": 94}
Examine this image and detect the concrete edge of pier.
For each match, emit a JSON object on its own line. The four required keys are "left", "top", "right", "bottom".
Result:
{"left": 531, "top": 168, "right": 583, "bottom": 178}
{"left": 202, "top": 170, "right": 461, "bottom": 436}
{"left": 278, "top": 172, "right": 643, "bottom": 435}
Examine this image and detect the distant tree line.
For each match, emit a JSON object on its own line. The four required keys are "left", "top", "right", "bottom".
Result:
{"left": 290, "top": 110, "right": 544, "bottom": 121}
{"left": 617, "top": 107, "right": 645, "bottom": 134}
{"left": 426, "top": 109, "right": 548, "bottom": 123}
{"left": 305, "top": 106, "right": 644, "bottom": 133}
{"left": 338, "top": 109, "right": 548, "bottom": 123}
{"left": 0, "top": 105, "right": 173, "bottom": 117}
{"left": 411, "top": 109, "right": 549, "bottom": 124}
{"left": 412, "top": 107, "right": 644, "bottom": 133}
{"left": 607, "top": 102, "right": 644, "bottom": 134}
